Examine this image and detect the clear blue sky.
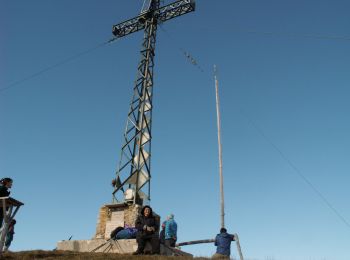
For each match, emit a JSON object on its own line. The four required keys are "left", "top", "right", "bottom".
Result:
{"left": 1, "top": 1, "right": 350, "bottom": 259}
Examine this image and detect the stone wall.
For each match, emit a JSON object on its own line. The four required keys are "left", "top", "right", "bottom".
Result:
{"left": 57, "top": 238, "right": 138, "bottom": 253}
{"left": 95, "top": 203, "right": 142, "bottom": 239}
{"left": 57, "top": 239, "right": 192, "bottom": 256}
{"left": 124, "top": 204, "right": 141, "bottom": 227}
{"left": 94, "top": 206, "right": 108, "bottom": 239}
{"left": 104, "top": 209, "right": 124, "bottom": 239}
{"left": 58, "top": 203, "right": 192, "bottom": 256}
{"left": 95, "top": 203, "right": 160, "bottom": 239}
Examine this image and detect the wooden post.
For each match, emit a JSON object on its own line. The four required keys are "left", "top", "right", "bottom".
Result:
{"left": 234, "top": 233, "right": 244, "bottom": 260}
{"left": 214, "top": 65, "right": 225, "bottom": 229}
{"left": 176, "top": 239, "right": 215, "bottom": 247}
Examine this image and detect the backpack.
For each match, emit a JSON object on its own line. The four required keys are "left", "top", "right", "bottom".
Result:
{"left": 110, "top": 226, "right": 124, "bottom": 239}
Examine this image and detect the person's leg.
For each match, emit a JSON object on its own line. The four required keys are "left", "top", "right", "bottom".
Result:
{"left": 164, "top": 239, "right": 171, "bottom": 247}
{"left": 3, "top": 233, "right": 12, "bottom": 252}
{"left": 134, "top": 233, "right": 146, "bottom": 254}
{"left": 165, "top": 238, "right": 175, "bottom": 247}
{"left": 212, "top": 253, "right": 230, "bottom": 259}
{"left": 150, "top": 235, "right": 160, "bottom": 254}
{"left": 4, "top": 233, "right": 12, "bottom": 247}
{"left": 170, "top": 238, "right": 176, "bottom": 247}
{"left": 0, "top": 211, "right": 3, "bottom": 228}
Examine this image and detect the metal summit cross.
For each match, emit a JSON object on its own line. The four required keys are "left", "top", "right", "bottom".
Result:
{"left": 111, "top": 0, "right": 195, "bottom": 205}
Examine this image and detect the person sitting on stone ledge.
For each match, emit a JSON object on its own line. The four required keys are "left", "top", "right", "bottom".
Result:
{"left": 110, "top": 225, "right": 138, "bottom": 240}
{"left": 110, "top": 226, "right": 124, "bottom": 240}
{"left": 133, "top": 205, "right": 160, "bottom": 255}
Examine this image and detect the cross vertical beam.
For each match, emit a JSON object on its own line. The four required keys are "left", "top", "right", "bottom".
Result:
{"left": 111, "top": 0, "right": 195, "bottom": 205}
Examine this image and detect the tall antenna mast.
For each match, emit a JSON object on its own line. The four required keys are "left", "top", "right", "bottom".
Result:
{"left": 214, "top": 65, "right": 225, "bottom": 228}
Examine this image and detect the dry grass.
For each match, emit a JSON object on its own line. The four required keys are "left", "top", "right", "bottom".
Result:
{"left": 1, "top": 250, "right": 211, "bottom": 260}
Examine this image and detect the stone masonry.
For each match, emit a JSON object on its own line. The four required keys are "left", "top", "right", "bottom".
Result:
{"left": 95, "top": 203, "right": 141, "bottom": 239}
{"left": 57, "top": 202, "right": 191, "bottom": 256}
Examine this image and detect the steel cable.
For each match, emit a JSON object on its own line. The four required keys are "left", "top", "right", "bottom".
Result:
{"left": 0, "top": 37, "right": 118, "bottom": 94}
{"left": 159, "top": 25, "right": 350, "bottom": 230}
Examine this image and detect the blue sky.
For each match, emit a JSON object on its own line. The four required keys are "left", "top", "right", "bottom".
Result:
{"left": 1, "top": 0, "right": 350, "bottom": 259}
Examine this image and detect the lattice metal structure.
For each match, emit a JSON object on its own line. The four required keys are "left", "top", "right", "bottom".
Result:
{"left": 111, "top": 0, "right": 195, "bottom": 205}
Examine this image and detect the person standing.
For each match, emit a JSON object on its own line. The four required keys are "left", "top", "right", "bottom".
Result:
{"left": 134, "top": 205, "right": 160, "bottom": 255}
{"left": 164, "top": 213, "right": 177, "bottom": 247}
{"left": 0, "top": 178, "right": 12, "bottom": 198}
{"left": 159, "top": 221, "right": 166, "bottom": 245}
{"left": 213, "top": 228, "right": 235, "bottom": 259}
{"left": 0, "top": 178, "right": 13, "bottom": 226}
{"left": 3, "top": 219, "right": 16, "bottom": 252}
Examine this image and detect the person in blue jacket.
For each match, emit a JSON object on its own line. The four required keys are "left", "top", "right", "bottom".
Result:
{"left": 164, "top": 214, "right": 177, "bottom": 247}
{"left": 213, "top": 228, "right": 235, "bottom": 259}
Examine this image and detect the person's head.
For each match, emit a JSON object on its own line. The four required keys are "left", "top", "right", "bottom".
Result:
{"left": 161, "top": 221, "right": 166, "bottom": 229}
{"left": 167, "top": 213, "right": 174, "bottom": 220}
{"left": 1, "top": 178, "right": 13, "bottom": 189}
{"left": 220, "top": 227, "right": 227, "bottom": 233}
{"left": 10, "top": 219, "right": 16, "bottom": 226}
{"left": 142, "top": 205, "right": 152, "bottom": 217}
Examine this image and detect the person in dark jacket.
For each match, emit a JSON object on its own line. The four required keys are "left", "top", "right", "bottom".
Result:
{"left": 0, "top": 178, "right": 12, "bottom": 197}
{"left": 213, "top": 228, "right": 235, "bottom": 259}
{"left": 159, "top": 221, "right": 166, "bottom": 245}
{"left": 0, "top": 178, "right": 13, "bottom": 227}
{"left": 134, "top": 205, "right": 160, "bottom": 255}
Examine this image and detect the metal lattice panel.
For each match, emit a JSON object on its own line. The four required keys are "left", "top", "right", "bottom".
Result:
{"left": 112, "top": 0, "right": 195, "bottom": 205}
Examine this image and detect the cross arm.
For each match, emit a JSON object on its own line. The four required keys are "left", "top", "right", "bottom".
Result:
{"left": 112, "top": 0, "right": 195, "bottom": 38}
{"left": 156, "top": 0, "right": 195, "bottom": 23}
{"left": 112, "top": 14, "right": 147, "bottom": 39}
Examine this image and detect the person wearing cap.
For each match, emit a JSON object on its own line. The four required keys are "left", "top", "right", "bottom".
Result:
{"left": 213, "top": 227, "right": 235, "bottom": 259}
{"left": 164, "top": 213, "right": 177, "bottom": 247}
{"left": 134, "top": 205, "right": 160, "bottom": 255}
